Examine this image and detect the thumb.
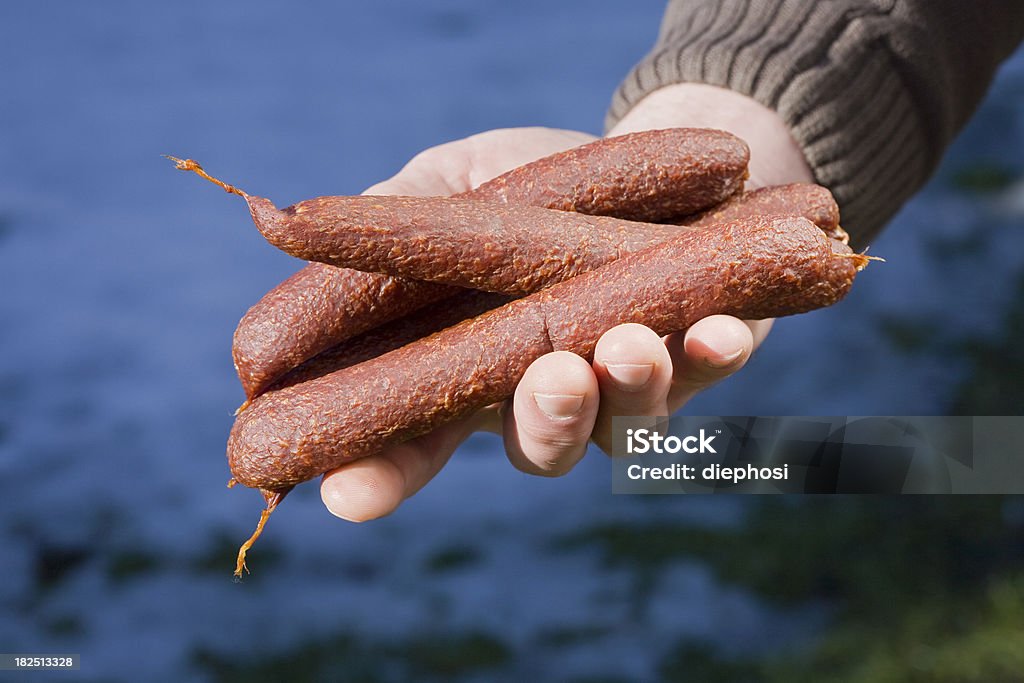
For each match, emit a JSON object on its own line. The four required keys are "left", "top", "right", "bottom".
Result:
{"left": 364, "top": 127, "right": 598, "bottom": 197}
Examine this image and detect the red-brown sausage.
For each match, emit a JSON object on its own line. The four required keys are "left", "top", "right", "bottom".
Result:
{"left": 227, "top": 129, "right": 749, "bottom": 399}
{"left": 466, "top": 128, "right": 749, "bottom": 221}
{"left": 240, "top": 182, "right": 849, "bottom": 296}
{"left": 267, "top": 289, "right": 510, "bottom": 392}
{"left": 233, "top": 268, "right": 461, "bottom": 399}
{"left": 682, "top": 183, "right": 848, "bottom": 243}
{"left": 243, "top": 193, "right": 688, "bottom": 294}
{"left": 228, "top": 216, "right": 866, "bottom": 492}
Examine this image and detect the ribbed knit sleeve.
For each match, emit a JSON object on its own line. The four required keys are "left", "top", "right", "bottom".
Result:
{"left": 607, "top": 1, "right": 1024, "bottom": 245}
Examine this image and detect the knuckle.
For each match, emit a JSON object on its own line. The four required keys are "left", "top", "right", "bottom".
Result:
{"left": 523, "top": 420, "right": 590, "bottom": 453}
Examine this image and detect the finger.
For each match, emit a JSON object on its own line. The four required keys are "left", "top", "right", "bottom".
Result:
{"left": 666, "top": 315, "right": 755, "bottom": 409}
{"left": 319, "top": 416, "right": 478, "bottom": 522}
{"left": 746, "top": 318, "right": 774, "bottom": 348}
{"left": 590, "top": 324, "right": 674, "bottom": 453}
{"left": 458, "top": 127, "right": 596, "bottom": 187}
{"left": 502, "top": 351, "right": 599, "bottom": 477}
{"left": 366, "top": 140, "right": 476, "bottom": 196}
{"left": 320, "top": 455, "right": 407, "bottom": 523}
{"left": 363, "top": 156, "right": 460, "bottom": 197}
{"left": 364, "top": 127, "right": 597, "bottom": 197}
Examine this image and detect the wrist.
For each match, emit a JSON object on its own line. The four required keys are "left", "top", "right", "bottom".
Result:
{"left": 607, "top": 83, "right": 812, "bottom": 190}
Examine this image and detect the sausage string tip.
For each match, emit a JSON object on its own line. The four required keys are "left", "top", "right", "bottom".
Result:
{"left": 233, "top": 491, "right": 284, "bottom": 579}
{"left": 165, "top": 155, "right": 247, "bottom": 198}
{"left": 836, "top": 249, "right": 884, "bottom": 271}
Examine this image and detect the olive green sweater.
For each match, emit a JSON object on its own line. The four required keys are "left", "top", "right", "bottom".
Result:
{"left": 607, "top": 0, "right": 1024, "bottom": 245}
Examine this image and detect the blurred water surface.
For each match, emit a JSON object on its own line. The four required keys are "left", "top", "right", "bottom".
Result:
{"left": 1, "top": 1, "right": 1022, "bottom": 681}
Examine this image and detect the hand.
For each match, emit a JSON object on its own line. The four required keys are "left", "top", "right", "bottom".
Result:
{"left": 321, "top": 86, "right": 813, "bottom": 521}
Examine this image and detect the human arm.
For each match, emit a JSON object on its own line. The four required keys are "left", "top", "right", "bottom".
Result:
{"left": 609, "top": 0, "right": 1024, "bottom": 246}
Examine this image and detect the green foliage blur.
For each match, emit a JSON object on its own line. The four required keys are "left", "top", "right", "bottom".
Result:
{"left": 642, "top": 498, "right": 1024, "bottom": 682}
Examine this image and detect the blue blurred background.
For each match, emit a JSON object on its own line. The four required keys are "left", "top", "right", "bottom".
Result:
{"left": 2, "top": 2, "right": 1023, "bottom": 681}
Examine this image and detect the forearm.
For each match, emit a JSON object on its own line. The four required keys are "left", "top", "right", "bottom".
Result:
{"left": 609, "top": 0, "right": 1024, "bottom": 247}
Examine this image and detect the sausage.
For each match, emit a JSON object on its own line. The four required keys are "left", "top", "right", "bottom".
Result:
{"left": 466, "top": 128, "right": 749, "bottom": 221}
{"left": 242, "top": 183, "right": 844, "bottom": 392}
{"left": 682, "top": 183, "right": 848, "bottom": 243}
{"left": 228, "top": 216, "right": 867, "bottom": 493}
{"left": 267, "top": 289, "right": 510, "bottom": 392}
{"left": 221, "top": 129, "right": 749, "bottom": 398}
{"left": 233, "top": 268, "right": 460, "bottom": 399}
{"left": 243, "top": 193, "right": 689, "bottom": 294}
{"left": 240, "top": 186, "right": 847, "bottom": 295}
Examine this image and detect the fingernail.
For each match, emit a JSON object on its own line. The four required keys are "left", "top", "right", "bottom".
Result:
{"left": 703, "top": 348, "right": 744, "bottom": 369}
{"left": 533, "top": 392, "right": 585, "bottom": 419}
{"left": 603, "top": 362, "right": 654, "bottom": 390}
